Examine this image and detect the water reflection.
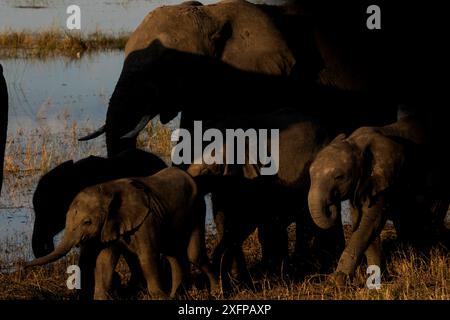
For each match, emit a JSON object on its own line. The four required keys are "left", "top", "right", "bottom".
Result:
{"left": 3, "top": 51, "right": 123, "bottom": 133}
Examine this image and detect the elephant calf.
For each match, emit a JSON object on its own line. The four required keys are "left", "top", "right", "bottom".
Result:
{"left": 308, "top": 116, "right": 449, "bottom": 285}
{"left": 26, "top": 167, "right": 218, "bottom": 300}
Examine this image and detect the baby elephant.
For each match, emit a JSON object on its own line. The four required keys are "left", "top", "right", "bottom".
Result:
{"left": 26, "top": 167, "right": 218, "bottom": 299}
{"left": 308, "top": 116, "right": 448, "bottom": 284}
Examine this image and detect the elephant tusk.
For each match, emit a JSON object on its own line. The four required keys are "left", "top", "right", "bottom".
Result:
{"left": 121, "top": 115, "right": 152, "bottom": 139}
{"left": 78, "top": 124, "right": 106, "bottom": 141}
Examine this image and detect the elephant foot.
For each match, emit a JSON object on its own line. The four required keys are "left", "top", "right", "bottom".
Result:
{"left": 148, "top": 291, "right": 169, "bottom": 300}
{"left": 209, "top": 286, "right": 222, "bottom": 300}
{"left": 327, "top": 271, "right": 351, "bottom": 288}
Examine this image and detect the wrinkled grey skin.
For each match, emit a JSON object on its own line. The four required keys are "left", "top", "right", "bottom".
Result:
{"left": 80, "top": 0, "right": 302, "bottom": 156}
{"left": 80, "top": 0, "right": 398, "bottom": 156}
{"left": 32, "top": 149, "right": 167, "bottom": 258}
{"left": 0, "top": 65, "right": 8, "bottom": 197}
{"left": 308, "top": 116, "right": 449, "bottom": 284}
{"left": 32, "top": 149, "right": 167, "bottom": 299}
{"left": 26, "top": 168, "right": 218, "bottom": 300}
{"left": 189, "top": 109, "right": 346, "bottom": 284}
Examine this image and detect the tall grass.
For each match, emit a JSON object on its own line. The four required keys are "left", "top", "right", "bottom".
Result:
{"left": 0, "top": 29, "right": 129, "bottom": 59}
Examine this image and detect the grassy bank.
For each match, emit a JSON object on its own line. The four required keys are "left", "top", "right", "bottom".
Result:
{"left": 0, "top": 29, "right": 129, "bottom": 59}
{"left": 0, "top": 116, "right": 449, "bottom": 300}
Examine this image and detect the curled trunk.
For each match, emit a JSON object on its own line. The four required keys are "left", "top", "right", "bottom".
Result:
{"left": 308, "top": 187, "right": 339, "bottom": 229}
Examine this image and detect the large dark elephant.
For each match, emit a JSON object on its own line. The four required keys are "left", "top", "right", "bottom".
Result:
{"left": 189, "top": 109, "right": 346, "bottom": 285}
{"left": 0, "top": 64, "right": 8, "bottom": 197}
{"left": 79, "top": 0, "right": 398, "bottom": 156}
{"left": 308, "top": 116, "right": 449, "bottom": 284}
{"left": 32, "top": 148, "right": 167, "bottom": 298}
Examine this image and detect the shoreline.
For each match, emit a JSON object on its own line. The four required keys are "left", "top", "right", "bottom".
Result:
{"left": 0, "top": 29, "right": 129, "bottom": 59}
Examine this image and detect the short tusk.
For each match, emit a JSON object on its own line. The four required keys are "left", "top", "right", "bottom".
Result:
{"left": 78, "top": 124, "right": 106, "bottom": 141}
{"left": 121, "top": 115, "right": 151, "bottom": 139}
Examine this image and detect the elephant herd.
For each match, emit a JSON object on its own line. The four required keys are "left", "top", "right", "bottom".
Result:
{"left": 3, "top": 0, "right": 448, "bottom": 299}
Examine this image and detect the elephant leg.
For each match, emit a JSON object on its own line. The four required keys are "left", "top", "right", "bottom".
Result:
{"left": 211, "top": 232, "right": 244, "bottom": 295}
{"left": 430, "top": 199, "right": 450, "bottom": 241}
{"left": 297, "top": 208, "right": 345, "bottom": 274}
{"left": 136, "top": 229, "right": 167, "bottom": 299}
{"left": 230, "top": 247, "right": 252, "bottom": 285}
{"left": 122, "top": 250, "right": 145, "bottom": 290}
{"left": 311, "top": 220, "right": 345, "bottom": 273}
{"left": 293, "top": 213, "right": 316, "bottom": 272}
{"left": 364, "top": 235, "right": 384, "bottom": 270}
{"left": 334, "top": 200, "right": 387, "bottom": 285}
{"left": 258, "top": 218, "right": 288, "bottom": 273}
{"left": 187, "top": 224, "right": 219, "bottom": 295}
{"left": 78, "top": 244, "right": 101, "bottom": 300}
{"left": 166, "top": 256, "right": 184, "bottom": 299}
{"left": 138, "top": 251, "right": 166, "bottom": 299}
{"left": 212, "top": 239, "right": 227, "bottom": 275}
{"left": 351, "top": 205, "right": 361, "bottom": 231}
{"left": 212, "top": 203, "right": 254, "bottom": 286}
{"left": 93, "top": 246, "right": 120, "bottom": 300}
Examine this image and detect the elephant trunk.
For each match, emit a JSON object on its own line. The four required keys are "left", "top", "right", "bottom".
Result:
{"left": 308, "top": 186, "right": 340, "bottom": 230}
{"left": 25, "top": 237, "right": 76, "bottom": 268}
{"left": 105, "top": 70, "right": 154, "bottom": 157}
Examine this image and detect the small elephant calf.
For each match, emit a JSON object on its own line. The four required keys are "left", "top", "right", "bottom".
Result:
{"left": 26, "top": 167, "right": 218, "bottom": 299}
{"left": 308, "top": 116, "right": 448, "bottom": 284}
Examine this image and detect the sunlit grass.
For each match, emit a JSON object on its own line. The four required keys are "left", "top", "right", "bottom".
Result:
{"left": 0, "top": 28, "right": 129, "bottom": 59}
{"left": 0, "top": 226, "right": 448, "bottom": 300}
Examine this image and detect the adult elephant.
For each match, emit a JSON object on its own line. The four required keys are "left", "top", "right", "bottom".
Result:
{"left": 189, "top": 109, "right": 347, "bottom": 284}
{"left": 79, "top": 0, "right": 398, "bottom": 156}
{"left": 32, "top": 149, "right": 167, "bottom": 298}
{"left": 0, "top": 64, "right": 8, "bottom": 197}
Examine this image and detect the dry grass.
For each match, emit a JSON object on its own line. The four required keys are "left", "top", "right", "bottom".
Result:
{"left": 0, "top": 226, "right": 448, "bottom": 300}
{"left": 0, "top": 113, "right": 448, "bottom": 300}
{"left": 0, "top": 29, "right": 129, "bottom": 59}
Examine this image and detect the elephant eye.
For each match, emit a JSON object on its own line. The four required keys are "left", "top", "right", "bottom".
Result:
{"left": 82, "top": 218, "right": 92, "bottom": 226}
{"left": 335, "top": 174, "right": 344, "bottom": 180}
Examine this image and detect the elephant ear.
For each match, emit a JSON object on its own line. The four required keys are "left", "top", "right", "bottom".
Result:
{"left": 356, "top": 134, "right": 405, "bottom": 207}
{"left": 101, "top": 180, "right": 153, "bottom": 243}
{"left": 329, "top": 133, "right": 347, "bottom": 145}
{"left": 210, "top": 21, "right": 232, "bottom": 59}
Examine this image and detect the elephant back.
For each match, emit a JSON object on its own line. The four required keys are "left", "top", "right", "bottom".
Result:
{"left": 124, "top": 0, "right": 296, "bottom": 76}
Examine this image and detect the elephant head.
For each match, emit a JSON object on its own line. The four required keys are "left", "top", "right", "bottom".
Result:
{"left": 308, "top": 130, "right": 406, "bottom": 229}
{"left": 26, "top": 180, "right": 152, "bottom": 267}
{"left": 31, "top": 150, "right": 167, "bottom": 258}
{"left": 32, "top": 160, "right": 80, "bottom": 258}
{"left": 78, "top": 0, "right": 309, "bottom": 156}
